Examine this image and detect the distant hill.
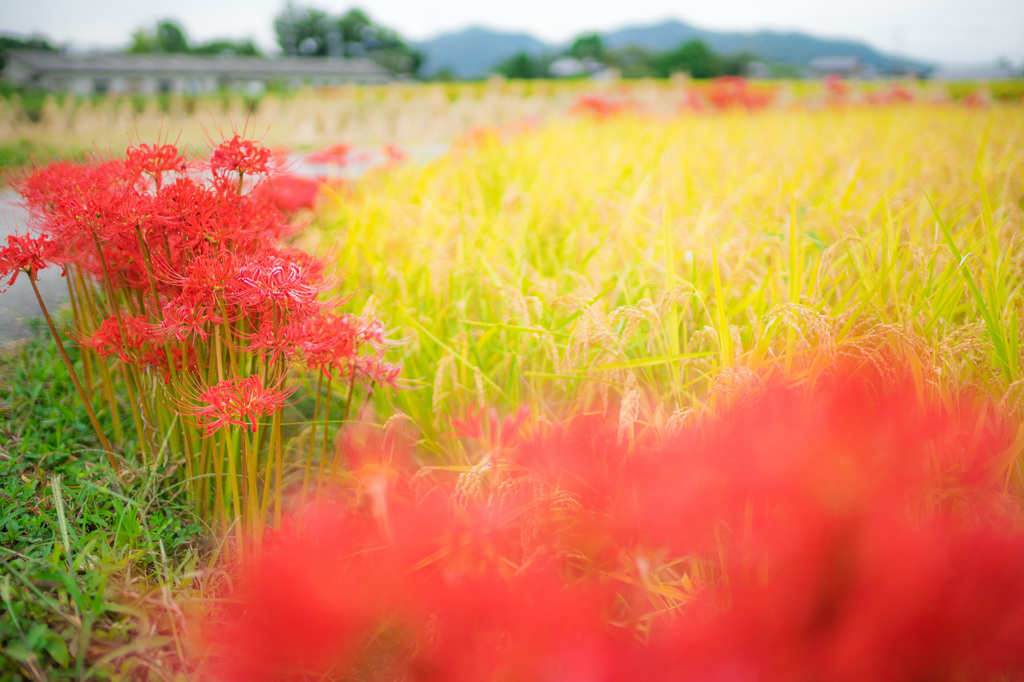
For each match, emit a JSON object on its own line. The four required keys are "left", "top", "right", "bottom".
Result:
{"left": 416, "top": 27, "right": 547, "bottom": 78}
{"left": 603, "top": 20, "right": 929, "bottom": 71}
{"left": 416, "top": 20, "right": 930, "bottom": 79}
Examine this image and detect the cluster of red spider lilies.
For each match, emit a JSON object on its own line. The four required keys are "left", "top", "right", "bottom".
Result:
{"left": 1, "top": 135, "right": 400, "bottom": 541}
{"left": 206, "top": 367, "right": 1024, "bottom": 681}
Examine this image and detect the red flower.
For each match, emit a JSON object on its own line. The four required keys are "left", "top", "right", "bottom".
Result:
{"left": 705, "top": 76, "right": 777, "bottom": 110}
{"left": 300, "top": 313, "right": 384, "bottom": 369}
{"left": 209, "top": 135, "right": 272, "bottom": 180}
{"left": 0, "top": 233, "right": 62, "bottom": 287}
{"left": 188, "top": 375, "right": 292, "bottom": 434}
{"left": 83, "top": 314, "right": 157, "bottom": 362}
{"left": 344, "top": 353, "right": 403, "bottom": 387}
{"left": 248, "top": 318, "right": 308, "bottom": 364}
{"left": 139, "top": 344, "right": 197, "bottom": 383}
{"left": 306, "top": 143, "right": 353, "bottom": 166}
{"left": 159, "top": 294, "right": 224, "bottom": 342}
{"left": 295, "top": 312, "right": 401, "bottom": 387}
{"left": 125, "top": 142, "right": 185, "bottom": 184}
{"left": 571, "top": 94, "right": 634, "bottom": 119}
{"left": 203, "top": 366, "right": 1024, "bottom": 681}
{"left": 450, "top": 405, "right": 531, "bottom": 450}
{"left": 258, "top": 174, "right": 321, "bottom": 213}
{"left": 383, "top": 144, "right": 408, "bottom": 165}
{"left": 230, "top": 248, "right": 330, "bottom": 315}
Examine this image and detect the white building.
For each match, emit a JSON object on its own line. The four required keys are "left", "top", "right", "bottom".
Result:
{"left": 2, "top": 50, "right": 395, "bottom": 96}
{"left": 929, "top": 63, "right": 1019, "bottom": 81}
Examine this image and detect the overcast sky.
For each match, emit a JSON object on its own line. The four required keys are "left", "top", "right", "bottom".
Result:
{"left": 1, "top": 0, "right": 1021, "bottom": 64}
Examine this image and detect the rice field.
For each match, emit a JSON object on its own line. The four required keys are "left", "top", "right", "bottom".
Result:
{"left": 2, "top": 85, "right": 1024, "bottom": 679}
{"left": 312, "top": 104, "right": 1024, "bottom": 454}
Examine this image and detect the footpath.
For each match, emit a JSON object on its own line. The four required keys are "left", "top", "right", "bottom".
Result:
{"left": 0, "top": 189, "right": 67, "bottom": 342}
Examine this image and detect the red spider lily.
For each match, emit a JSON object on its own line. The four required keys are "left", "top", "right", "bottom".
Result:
{"left": 963, "top": 90, "right": 992, "bottom": 108}
{"left": 306, "top": 143, "right": 354, "bottom": 166}
{"left": 229, "top": 248, "right": 331, "bottom": 316}
{"left": 257, "top": 174, "right": 321, "bottom": 213}
{"left": 205, "top": 494, "right": 622, "bottom": 682}
{"left": 124, "top": 142, "right": 186, "bottom": 185}
{"left": 300, "top": 313, "right": 388, "bottom": 371}
{"left": 139, "top": 345, "right": 198, "bottom": 383}
{"left": 11, "top": 131, "right": 402, "bottom": 551}
{"left": 188, "top": 375, "right": 293, "bottom": 434}
{"left": 15, "top": 136, "right": 398, "bottom": 388}
{"left": 203, "top": 366, "right": 1024, "bottom": 681}
{"left": 158, "top": 295, "right": 224, "bottom": 342}
{"left": 167, "top": 251, "right": 243, "bottom": 298}
{"left": 209, "top": 134, "right": 272, "bottom": 180}
{"left": 383, "top": 144, "right": 408, "bottom": 165}
{"left": 16, "top": 158, "right": 161, "bottom": 290}
{"left": 450, "top": 405, "right": 531, "bottom": 451}
{"left": 83, "top": 314, "right": 157, "bottom": 363}
{"left": 17, "top": 161, "right": 124, "bottom": 252}
{"left": 705, "top": 77, "right": 777, "bottom": 111}
{"left": 344, "top": 353, "right": 403, "bottom": 388}
{"left": 824, "top": 74, "right": 850, "bottom": 102}
{"left": 865, "top": 84, "right": 916, "bottom": 106}
{"left": 247, "top": 317, "right": 318, "bottom": 364}
{"left": 570, "top": 94, "right": 634, "bottom": 119}
{"left": 0, "top": 233, "right": 63, "bottom": 287}
{"left": 677, "top": 88, "right": 707, "bottom": 113}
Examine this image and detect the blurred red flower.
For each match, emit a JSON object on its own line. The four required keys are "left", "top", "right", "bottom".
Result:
{"left": 202, "top": 367, "right": 1024, "bottom": 680}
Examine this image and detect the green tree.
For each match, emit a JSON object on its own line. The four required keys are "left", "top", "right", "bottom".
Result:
{"left": 0, "top": 33, "right": 56, "bottom": 70}
{"left": 569, "top": 33, "right": 605, "bottom": 61}
{"left": 606, "top": 45, "right": 656, "bottom": 78}
{"left": 493, "top": 52, "right": 545, "bottom": 79}
{"left": 128, "top": 20, "right": 190, "bottom": 54}
{"left": 127, "top": 28, "right": 158, "bottom": 54}
{"left": 190, "top": 39, "right": 263, "bottom": 57}
{"left": 156, "top": 21, "right": 189, "bottom": 53}
{"left": 272, "top": 4, "right": 422, "bottom": 75}
{"left": 274, "top": 4, "right": 329, "bottom": 56}
{"left": 337, "top": 8, "right": 372, "bottom": 56}
{"left": 653, "top": 39, "right": 723, "bottom": 79}
{"left": 722, "top": 51, "right": 756, "bottom": 77}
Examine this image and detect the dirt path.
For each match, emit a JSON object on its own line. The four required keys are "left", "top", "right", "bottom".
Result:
{"left": 0, "top": 189, "right": 68, "bottom": 342}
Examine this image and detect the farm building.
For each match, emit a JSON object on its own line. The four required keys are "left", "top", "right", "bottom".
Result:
{"left": 1, "top": 50, "right": 395, "bottom": 95}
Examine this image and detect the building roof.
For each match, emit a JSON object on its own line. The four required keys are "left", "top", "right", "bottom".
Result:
{"left": 929, "top": 63, "right": 1020, "bottom": 81}
{"left": 808, "top": 56, "right": 861, "bottom": 72}
{"left": 5, "top": 50, "right": 393, "bottom": 78}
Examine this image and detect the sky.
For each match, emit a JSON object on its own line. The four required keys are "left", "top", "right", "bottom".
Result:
{"left": 1, "top": 0, "right": 1022, "bottom": 65}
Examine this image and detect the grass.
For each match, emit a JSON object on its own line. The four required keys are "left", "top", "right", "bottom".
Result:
{"left": 0, "top": 140, "right": 88, "bottom": 178}
{"left": 0, "top": 329, "right": 204, "bottom": 679}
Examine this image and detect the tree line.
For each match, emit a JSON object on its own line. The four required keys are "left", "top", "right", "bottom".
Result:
{"left": 494, "top": 33, "right": 756, "bottom": 80}
{"left": 126, "top": 6, "right": 422, "bottom": 77}
{"left": 0, "top": 4, "right": 422, "bottom": 77}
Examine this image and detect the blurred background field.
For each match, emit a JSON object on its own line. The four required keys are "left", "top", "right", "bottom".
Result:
{"left": 1, "top": 78, "right": 1022, "bottom": 163}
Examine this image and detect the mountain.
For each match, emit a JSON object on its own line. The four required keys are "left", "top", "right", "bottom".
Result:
{"left": 416, "top": 20, "right": 930, "bottom": 79}
{"left": 602, "top": 20, "right": 927, "bottom": 70}
{"left": 601, "top": 20, "right": 703, "bottom": 52}
{"left": 416, "top": 27, "right": 547, "bottom": 78}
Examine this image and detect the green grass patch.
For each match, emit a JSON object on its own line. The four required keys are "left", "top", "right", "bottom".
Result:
{"left": 0, "top": 332, "right": 205, "bottom": 679}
